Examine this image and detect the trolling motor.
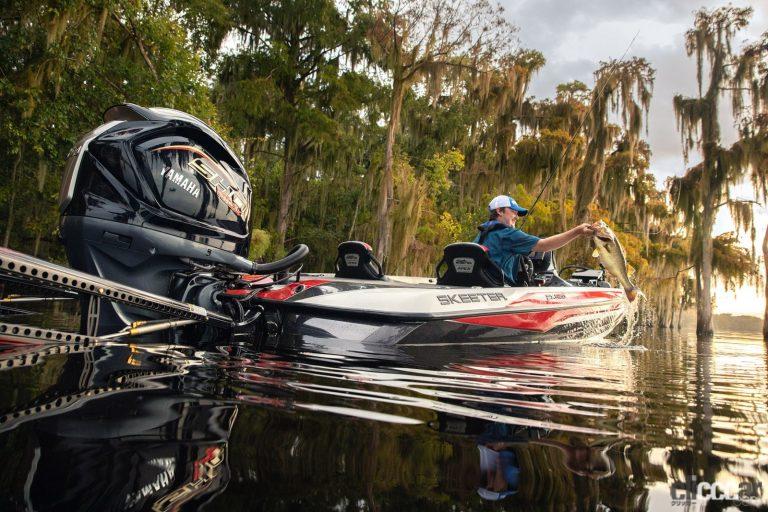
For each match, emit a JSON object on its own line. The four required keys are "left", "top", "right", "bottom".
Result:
{"left": 59, "top": 103, "right": 307, "bottom": 336}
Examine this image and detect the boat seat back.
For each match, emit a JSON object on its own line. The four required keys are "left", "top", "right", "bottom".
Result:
{"left": 334, "top": 241, "right": 385, "bottom": 280}
{"left": 435, "top": 243, "right": 507, "bottom": 287}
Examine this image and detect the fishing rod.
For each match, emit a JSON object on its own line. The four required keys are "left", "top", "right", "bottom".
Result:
{"left": 519, "top": 31, "right": 640, "bottom": 229}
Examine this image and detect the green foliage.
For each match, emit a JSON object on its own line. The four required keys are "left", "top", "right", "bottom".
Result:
{"left": 0, "top": 0, "right": 215, "bottom": 259}
{"left": 422, "top": 149, "right": 463, "bottom": 201}
{"left": 1, "top": 0, "right": 763, "bottom": 329}
{"left": 712, "top": 232, "right": 760, "bottom": 291}
{"left": 249, "top": 229, "right": 272, "bottom": 260}
{"left": 670, "top": 5, "right": 764, "bottom": 334}
{"left": 215, "top": 0, "right": 374, "bottom": 246}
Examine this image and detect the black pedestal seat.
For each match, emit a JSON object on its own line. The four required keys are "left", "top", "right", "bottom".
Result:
{"left": 334, "top": 241, "right": 385, "bottom": 280}
{"left": 435, "top": 243, "right": 510, "bottom": 287}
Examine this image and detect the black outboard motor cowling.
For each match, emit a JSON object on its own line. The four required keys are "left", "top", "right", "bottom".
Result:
{"left": 59, "top": 103, "right": 254, "bottom": 333}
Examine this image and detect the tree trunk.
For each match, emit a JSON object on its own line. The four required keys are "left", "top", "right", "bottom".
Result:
{"left": 33, "top": 161, "right": 48, "bottom": 257}
{"left": 348, "top": 189, "right": 362, "bottom": 240}
{"left": 696, "top": 208, "right": 714, "bottom": 337}
{"left": 376, "top": 79, "right": 406, "bottom": 263}
{"left": 276, "top": 135, "right": 296, "bottom": 249}
{"left": 763, "top": 224, "right": 768, "bottom": 340}
{"left": 676, "top": 277, "right": 686, "bottom": 330}
{"left": 33, "top": 233, "right": 42, "bottom": 257}
{"left": 3, "top": 147, "right": 24, "bottom": 248}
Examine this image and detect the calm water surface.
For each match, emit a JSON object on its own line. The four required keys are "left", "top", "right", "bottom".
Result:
{"left": 0, "top": 302, "right": 766, "bottom": 511}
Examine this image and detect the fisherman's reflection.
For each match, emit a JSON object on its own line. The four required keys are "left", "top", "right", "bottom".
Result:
{"left": 477, "top": 441, "right": 520, "bottom": 500}
{"left": 533, "top": 436, "right": 614, "bottom": 479}
{"left": 432, "top": 416, "right": 615, "bottom": 502}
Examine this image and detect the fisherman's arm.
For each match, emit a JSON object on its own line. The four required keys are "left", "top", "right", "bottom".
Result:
{"left": 532, "top": 224, "right": 595, "bottom": 252}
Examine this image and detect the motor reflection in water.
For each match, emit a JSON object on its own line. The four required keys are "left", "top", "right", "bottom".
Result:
{"left": 0, "top": 333, "right": 236, "bottom": 511}
{"left": 1, "top": 322, "right": 767, "bottom": 511}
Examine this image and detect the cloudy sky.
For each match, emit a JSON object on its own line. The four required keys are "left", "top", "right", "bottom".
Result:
{"left": 499, "top": 0, "right": 766, "bottom": 316}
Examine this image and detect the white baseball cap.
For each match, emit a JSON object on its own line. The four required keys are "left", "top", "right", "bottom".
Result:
{"left": 488, "top": 195, "right": 528, "bottom": 216}
{"left": 477, "top": 487, "right": 518, "bottom": 501}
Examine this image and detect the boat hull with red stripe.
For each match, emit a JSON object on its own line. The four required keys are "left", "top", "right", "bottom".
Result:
{"left": 250, "top": 275, "right": 628, "bottom": 345}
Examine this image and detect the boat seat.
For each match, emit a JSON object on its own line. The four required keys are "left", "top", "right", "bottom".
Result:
{"left": 334, "top": 241, "right": 385, "bottom": 280}
{"left": 435, "top": 243, "right": 508, "bottom": 287}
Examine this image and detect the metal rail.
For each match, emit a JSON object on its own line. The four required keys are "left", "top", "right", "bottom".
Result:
{"left": 0, "top": 321, "right": 99, "bottom": 345}
{"left": 0, "top": 247, "right": 233, "bottom": 328}
{"left": 0, "top": 322, "right": 191, "bottom": 433}
{"left": 0, "top": 322, "right": 100, "bottom": 371}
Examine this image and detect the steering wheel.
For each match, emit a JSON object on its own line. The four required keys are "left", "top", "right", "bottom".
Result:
{"left": 517, "top": 255, "right": 535, "bottom": 286}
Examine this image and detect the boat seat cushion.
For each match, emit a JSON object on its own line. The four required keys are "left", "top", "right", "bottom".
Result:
{"left": 435, "top": 243, "right": 508, "bottom": 287}
{"left": 334, "top": 241, "right": 385, "bottom": 280}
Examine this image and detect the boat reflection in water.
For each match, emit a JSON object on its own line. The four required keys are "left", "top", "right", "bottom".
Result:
{"left": 0, "top": 321, "right": 767, "bottom": 510}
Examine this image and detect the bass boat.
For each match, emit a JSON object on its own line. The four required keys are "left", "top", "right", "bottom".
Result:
{"left": 245, "top": 242, "right": 628, "bottom": 346}
{"left": 0, "top": 104, "right": 629, "bottom": 345}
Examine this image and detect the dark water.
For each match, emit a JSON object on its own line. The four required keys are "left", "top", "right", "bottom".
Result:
{"left": 1, "top": 302, "right": 767, "bottom": 511}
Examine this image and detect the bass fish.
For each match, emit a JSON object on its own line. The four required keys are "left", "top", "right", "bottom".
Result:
{"left": 591, "top": 221, "right": 639, "bottom": 302}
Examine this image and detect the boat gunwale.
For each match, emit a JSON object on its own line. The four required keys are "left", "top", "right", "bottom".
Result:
{"left": 254, "top": 293, "right": 628, "bottom": 323}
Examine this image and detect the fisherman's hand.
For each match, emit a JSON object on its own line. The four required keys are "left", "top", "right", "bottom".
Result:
{"left": 574, "top": 223, "right": 597, "bottom": 236}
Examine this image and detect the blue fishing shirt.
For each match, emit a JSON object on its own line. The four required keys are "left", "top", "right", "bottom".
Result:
{"left": 473, "top": 221, "right": 541, "bottom": 284}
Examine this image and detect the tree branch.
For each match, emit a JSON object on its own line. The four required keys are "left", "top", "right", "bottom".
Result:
{"left": 112, "top": 7, "right": 158, "bottom": 80}
{"left": 714, "top": 199, "right": 761, "bottom": 209}
{"left": 652, "top": 265, "right": 695, "bottom": 280}
{"left": 250, "top": 148, "right": 284, "bottom": 159}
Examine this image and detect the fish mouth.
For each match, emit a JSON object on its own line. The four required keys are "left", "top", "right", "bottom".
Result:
{"left": 594, "top": 233, "right": 613, "bottom": 242}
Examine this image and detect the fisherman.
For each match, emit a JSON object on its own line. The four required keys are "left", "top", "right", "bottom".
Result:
{"left": 475, "top": 195, "right": 601, "bottom": 284}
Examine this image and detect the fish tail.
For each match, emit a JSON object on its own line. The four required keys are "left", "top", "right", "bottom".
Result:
{"left": 625, "top": 286, "right": 638, "bottom": 302}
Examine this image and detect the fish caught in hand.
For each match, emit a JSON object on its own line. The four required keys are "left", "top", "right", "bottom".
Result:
{"left": 591, "top": 221, "right": 639, "bottom": 302}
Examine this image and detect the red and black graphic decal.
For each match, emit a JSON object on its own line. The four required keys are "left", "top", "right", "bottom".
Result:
{"left": 152, "top": 145, "right": 249, "bottom": 219}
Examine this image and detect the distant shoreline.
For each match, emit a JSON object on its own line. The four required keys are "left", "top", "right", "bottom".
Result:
{"left": 678, "top": 312, "right": 764, "bottom": 334}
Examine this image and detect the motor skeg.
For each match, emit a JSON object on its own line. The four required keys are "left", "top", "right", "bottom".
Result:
{"left": 59, "top": 103, "right": 253, "bottom": 333}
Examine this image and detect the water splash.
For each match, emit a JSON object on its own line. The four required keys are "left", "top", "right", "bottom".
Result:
{"left": 574, "top": 289, "right": 648, "bottom": 347}
{"left": 610, "top": 290, "right": 647, "bottom": 346}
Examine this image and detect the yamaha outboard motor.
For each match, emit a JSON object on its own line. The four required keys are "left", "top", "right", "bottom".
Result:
{"left": 59, "top": 103, "right": 305, "bottom": 335}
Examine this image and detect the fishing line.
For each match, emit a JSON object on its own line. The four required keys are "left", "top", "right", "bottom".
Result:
{"left": 519, "top": 30, "right": 640, "bottom": 228}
